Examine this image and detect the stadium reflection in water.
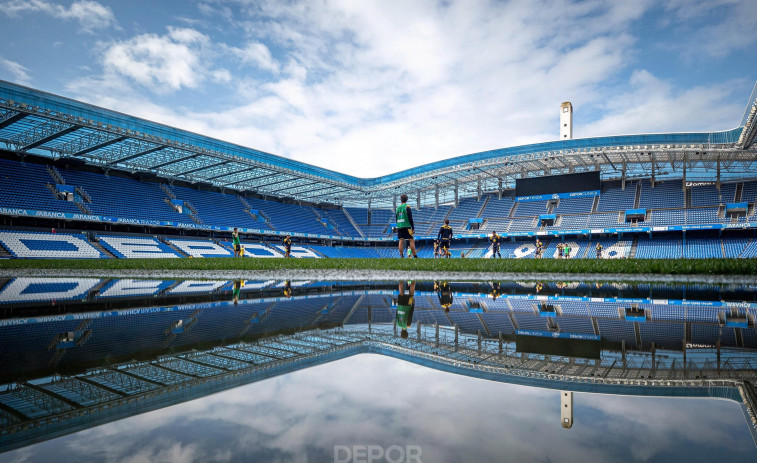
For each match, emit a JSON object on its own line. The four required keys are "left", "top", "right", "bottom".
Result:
{"left": 1, "top": 277, "right": 757, "bottom": 462}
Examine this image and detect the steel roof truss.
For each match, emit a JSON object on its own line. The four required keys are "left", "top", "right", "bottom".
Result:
{"left": 276, "top": 180, "right": 321, "bottom": 194}
{"left": 177, "top": 160, "right": 229, "bottom": 177}
{"left": 149, "top": 152, "right": 200, "bottom": 169}
{"left": 304, "top": 186, "right": 354, "bottom": 200}
{"left": 10, "top": 119, "right": 79, "bottom": 151}
{"left": 57, "top": 131, "right": 126, "bottom": 158}
{"left": 0, "top": 110, "right": 27, "bottom": 130}
{"left": 250, "top": 175, "right": 299, "bottom": 190}
{"left": 222, "top": 171, "right": 280, "bottom": 187}
{"left": 255, "top": 177, "right": 311, "bottom": 193}
{"left": 106, "top": 141, "right": 164, "bottom": 165}
{"left": 204, "top": 165, "right": 258, "bottom": 181}
{"left": 295, "top": 184, "right": 352, "bottom": 197}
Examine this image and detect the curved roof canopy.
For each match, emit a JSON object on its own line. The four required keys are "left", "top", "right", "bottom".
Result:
{"left": 1, "top": 80, "right": 755, "bottom": 208}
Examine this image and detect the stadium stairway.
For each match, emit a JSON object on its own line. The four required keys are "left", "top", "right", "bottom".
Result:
{"left": 46, "top": 165, "right": 64, "bottom": 185}
{"left": 629, "top": 237, "right": 639, "bottom": 258}
{"left": 0, "top": 242, "right": 12, "bottom": 258}
{"left": 160, "top": 184, "right": 177, "bottom": 199}
{"left": 475, "top": 196, "right": 491, "bottom": 218}
{"left": 308, "top": 247, "right": 328, "bottom": 258}
{"left": 342, "top": 207, "right": 365, "bottom": 238}
{"left": 160, "top": 237, "right": 190, "bottom": 257}
{"left": 89, "top": 236, "right": 116, "bottom": 258}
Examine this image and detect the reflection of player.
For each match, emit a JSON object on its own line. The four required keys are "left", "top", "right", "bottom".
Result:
{"left": 283, "top": 235, "right": 292, "bottom": 258}
{"left": 435, "top": 281, "right": 453, "bottom": 312}
{"left": 438, "top": 219, "right": 453, "bottom": 258}
{"left": 396, "top": 194, "right": 418, "bottom": 258}
{"left": 232, "top": 227, "right": 241, "bottom": 257}
{"left": 232, "top": 279, "right": 242, "bottom": 305}
{"left": 535, "top": 239, "right": 543, "bottom": 259}
{"left": 283, "top": 280, "right": 292, "bottom": 298}
{"left": 490, "top": 281, "right": 501, "bottom": 300}
{"left": 535, "top": 282, "right": 543, "bottom": 293}
{"left": 595, "top": 243, "right": 603, "bottom": 259}
{"left": 433, "top": 240, "right": 440, "bottom": 259}
{"left": 490, "top": 232, "right": 502, "bottom": 258}
{"left": 396, "top": 280, "right": 416, "bottom": 338}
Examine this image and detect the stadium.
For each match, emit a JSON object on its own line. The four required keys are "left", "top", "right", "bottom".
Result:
{"left": 0, "top": 79, "right": 756, "bottom": 261}
{"left": 4, "top": 0, "right": 757, "bottom": 459}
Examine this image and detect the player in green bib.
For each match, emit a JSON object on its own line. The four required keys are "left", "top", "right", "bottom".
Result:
{"left": 396, "top": 280, "right": 415, "bottom": 338}
{"left": 395, "top": 194, "right": 418, "bottom": 258}
{"left": 232, "top": 279, "right": 242, "bottom": 305}
{"left": 232, "top": 227, "right": 241, "bottom": 257}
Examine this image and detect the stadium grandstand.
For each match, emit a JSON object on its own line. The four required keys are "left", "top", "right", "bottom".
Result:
{"left": 0, "top": 79, "right": 756, "bottom": 259}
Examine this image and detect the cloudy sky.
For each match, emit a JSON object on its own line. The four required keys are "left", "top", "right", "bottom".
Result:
{"left": 5, "top": 354, "right": 756, "bottom": 462}
{"left": 0, "top": 0, "right": 755, "bottom": 177}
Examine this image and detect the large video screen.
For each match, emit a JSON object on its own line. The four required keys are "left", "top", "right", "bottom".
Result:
{"left": 516, "top": 334, "right": 600, "bottom": 359}
{"left": 515, "top": 171, "right": 600, "bottom": 197}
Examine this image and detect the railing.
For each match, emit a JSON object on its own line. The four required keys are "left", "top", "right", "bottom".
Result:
{"left": 184, "top": 201, "right": 197, "bottom": 214}
{"left": 75, "top": 186, "right": 92, "bottom": 203}
{"left": 160, "top": 184, "right": 176, "bottom": 199}
{"left": 45, "top": 183, "right": 58, "bottom": 199}
{"left": 46, "top": 165, "right": 64, "bottom": 184}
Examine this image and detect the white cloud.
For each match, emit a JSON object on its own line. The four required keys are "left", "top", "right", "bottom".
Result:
{"left": 230, "top": 42, "right": 280, "bottom": 73}
{"left": 100, "top": 27, "right": 221, "bottom": 93}
{"left": 65, "top": 0, "right": 751, "bottom": 179}
{"left": 582, "top": 70, "right": 745, "bottom": 136}
{"left": 0, "top": 0, "right": 117, "bottom": 33}
{"left": 0, "top": 55, "right": 32, "bottom": 85}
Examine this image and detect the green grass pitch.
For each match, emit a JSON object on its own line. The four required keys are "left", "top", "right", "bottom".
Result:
{"left": 0, "top": 257, "right": 754, "bottom": 275}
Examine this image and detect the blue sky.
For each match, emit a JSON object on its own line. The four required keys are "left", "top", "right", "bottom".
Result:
{"left": 0, "top": 0, "right": 755, "bottom": 177}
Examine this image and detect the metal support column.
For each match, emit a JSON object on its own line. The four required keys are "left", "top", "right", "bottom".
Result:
{"left": 622, "top": 162, "right": 626, "bottom": 190}
{"left": 651, "top": 342, "right": 656, "bottom": 376}
{"left": 622, "top": 340, "right": 627, "bottom": 370}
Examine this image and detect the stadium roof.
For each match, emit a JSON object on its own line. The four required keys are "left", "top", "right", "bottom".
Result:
{"left": 1, "top": 80, "right": 756, "bottom": 209}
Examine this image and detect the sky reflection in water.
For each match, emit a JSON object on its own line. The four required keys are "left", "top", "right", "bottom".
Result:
{"left": 4, "top": 354, "right": 756, "bottom": 463}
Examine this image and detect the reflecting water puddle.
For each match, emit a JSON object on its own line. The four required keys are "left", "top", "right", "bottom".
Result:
{"left": 1, "top": 277, "right": 756, "bottom": 461}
